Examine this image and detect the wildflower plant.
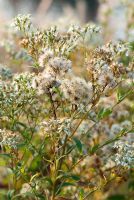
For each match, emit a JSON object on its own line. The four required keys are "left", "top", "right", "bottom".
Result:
{"left": 0, "top": 15, "right": 134, "bottom": 200}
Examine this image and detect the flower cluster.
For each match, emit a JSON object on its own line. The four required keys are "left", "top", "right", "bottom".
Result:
{"left": 36, "top": 55, "right": 72, "bottom": 94}
{"left": 0, "top": 129, "right": 22, "bottom": 149}
{"left": 110, "top": 120, "right": 132, "bottom": 135}
{"left": 87, "top": 42, "right": 128, "bottom": 96}
{"left": 0, "top": 65, "right": 13, "bottom": 80}
{"left": 113, "top": 141, "right": 134, "bottom": 168}
{"left": 60, "top": 76, "right": 93, "bottom": 105}
{"left": 38, "top": 48, "right": 54, "bottom": 68}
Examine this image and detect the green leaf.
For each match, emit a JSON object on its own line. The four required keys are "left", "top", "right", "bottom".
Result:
{"left": 73, "top": 137, "right": 83, "bottom": 154}
{"left": 7, "top": 190, "right": 15, "bottom": 200}
{"left": 117, "top": 89, "right": 133, "bottom": 102}
{"left": 36, "top": 194, "right": 47, "bottom": 199}
{"left": 0, "top": 153, "right": 12, "bottom": 159}
{"left": 62, "top": 182, "right": 75, "bottom": 187}
{"left": 128, "top": 181, "right": 134, "bottom": 191}
{"left": 117, "top": 89, "right": 125, "bottom": 102}
{"left": 59, "top": 173, "right": 80, "bottom": 182}
{"left": 70, "top": 174, "right": 80, "bottom": 181}
{"left": 98, "top": 107, "right": 112, "bottom": 120}
{"left": 79, "top": 189, "right": 84, "bottom": 200}
{"left": 107, "top": 194, "right": 126, "bottom": 200}
{"left": 89, "top": 144, "right": 100, "bottom": 154}
{"left": 29, "top": 155, "right": 42, "bottom": 171}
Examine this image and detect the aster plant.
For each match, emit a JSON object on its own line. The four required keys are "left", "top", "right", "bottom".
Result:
{"left": 0, "top": 15, "right": 133, "bottom": 200}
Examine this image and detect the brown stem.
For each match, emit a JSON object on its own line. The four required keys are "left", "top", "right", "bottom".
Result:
{"left": 49, "top": 91, "right": 57, "bottom": 119}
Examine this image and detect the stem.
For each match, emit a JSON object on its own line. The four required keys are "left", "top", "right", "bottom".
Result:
{"left": 51, "top": 134, "right": 68, "bottom": 199}
{"left": 49, "top": 91, "right": 57, "bottom": 119}
{"left": 70, "top": 104, "right": 94, "bottom": 139}
{"left": 58, "top": 134, "right": 68, "bottom": 171}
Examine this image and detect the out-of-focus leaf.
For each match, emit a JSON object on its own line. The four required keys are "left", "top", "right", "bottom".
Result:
{"left": 117, "top": 89, "right": 133, "bottom": 102}
{"left": 117, "top": 89, "right": 125, "bottom": 102}
{"left": 7, "top": 190, "right": 15, "bottom": 200}
{"left": 0, "top": 153, "right": 12, "bottom": 158}
{"left": 79, "top": 188, "right": 84, "bottom": 200}
{"left": 70, "top": 174, "right": 80, "bottom": 181}
{"left": 73, "top": 137, "right": 83, "bottom": 154}
{"left": 36, "top": 194, "right": 47, "bottom": 199}
{"left": 107, "top": 194, "right": 126, "bottom": 200}
{"left": 29, "top": 155, "right": 42, "bottom": 171}
{"left": 61, "top": 182, "right": 75, "bottom": 187}
{"left": 98, "top": 107, "right": 112, "bottom": 120}
{"left": 89, "top": 144, "right": 100, "bottom": 154}
{"left": 128, "top": 181, "right": 134, "bottom": 191}
{"left": 61, "top": 173, "right": 80, "bottom": 181}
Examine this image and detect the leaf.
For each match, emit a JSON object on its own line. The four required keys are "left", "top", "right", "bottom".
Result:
{"left": 61, "top": 182, "right": 75, "bottom": 187}
{"left": 58, "top": 173, "right": 80, "bottom": 182}
{"left": 117, "top": 89, "right": 133, "bottom": 102}
{"left": 73, "top": 137, "right": 83, "bottom": 154}
{"left": 70, "top": 174, "right": 80, "bottom": 181}
{"left": 128, "top": 181, "right": 134, "bottom": 190}
{"left": 107, "top": 194, "right": 126, "bottom": 200}
{"left": 98, "top": 107, "right": 112, "bottom": 120}
{"left": 89, "top": 144, "right": 100, "bottom": 154}
{"left": 36, "top": 194, "right": 47, "bottom": 199}
{"left": 117, "top": 90, "right": 125, "bottom": 102}
{"left": 16, "top": 142, "right": 27, "bottom": 149}
{"left": 7, "top": 190, "right": 15, "bottom": 200}
{"left": 0, "top": 153, "right": 12, "bottom": 159}
{"left": 29, "top": 155, "right": 42, "bottom": 171}
{"left": 79, "top": 189, "right": 84, "bottom": 200}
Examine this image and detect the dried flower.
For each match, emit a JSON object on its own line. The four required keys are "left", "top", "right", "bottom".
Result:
{"left": 38, "top": 48, "right": 54, "bottom": 68}
{"left": 48, "top": 57, "right": 72, "bottom": 76}
{"left": 60, "top": 76, "right": 93, "bottom": 105}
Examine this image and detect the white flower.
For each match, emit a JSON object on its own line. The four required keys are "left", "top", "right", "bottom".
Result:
{"left": 40, "top": 118, "right": 71, "bottom": 135}
{"left": 48, "top": 57, "right": 72, "bottom": 76}
{"left": 113, "top": 141, "right": 134, "bottom": 168}
{"left": 36, "top": 70, "right": 61, "bottom": 95}
{"left": 121, "top": 120, "right": 132, "bottom": 130}
{"left": 38, "top": 48, "right": 54, "bottom": 68}
{"left": 0, "top": 129, "right": 22, "bottom": 149}
{"left": 110, "top": 124, "right": 122, "bottom": 135}
{"left": 117, "top": 110, "right": 129, "bottom": 119}
{"left": 60, "top": 77, "right": 93, "bottom": 105}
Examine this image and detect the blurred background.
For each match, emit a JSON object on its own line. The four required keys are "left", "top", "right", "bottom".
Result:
{"left": 0, "top": 0, "right": 99, "bottom": 22}
{"left": 0, "top": 0, "right": 133, "bottom": 41}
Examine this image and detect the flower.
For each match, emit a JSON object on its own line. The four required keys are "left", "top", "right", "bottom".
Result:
{"left": 48, "top": 57, "right": 72, "bottom": 76}
{"left": 0, "top": 129, "right": 22, "bottom": 149}
{"left": 60, "top": 76, "right": 93, "bottom": 105}
{"left": 110, "top": 124, "right": 122, "bottom": 135}
{"left": 36, "top": 56, "right": 72, "bottom": 94}
{"left": 121, "top": 120, "right": 132, "bottom": 130}
{"left": 38, "top": 48, "right": 54, "bottom": 68}
{"left": 87, "top": 42, "right": 127, "bottom": 94}
{"left": 113, "top": 141, "right": 134, "bottom": 168}
{"left": 35, "top": 70, "right": 61, "bottom": 95}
